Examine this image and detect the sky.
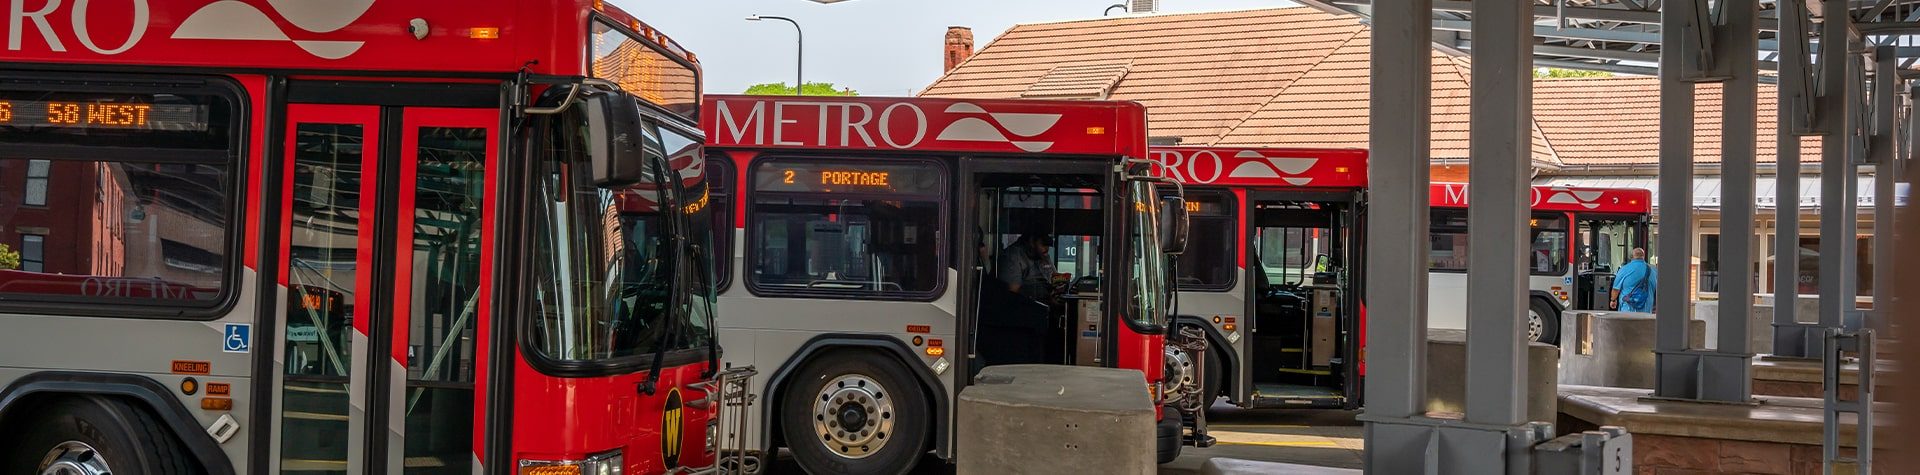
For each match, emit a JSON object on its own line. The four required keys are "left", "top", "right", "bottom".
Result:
{"left": 622, "top": 0, "right": 1296, "bottom": 97}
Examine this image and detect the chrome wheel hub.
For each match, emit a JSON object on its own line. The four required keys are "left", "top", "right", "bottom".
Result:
{"left": 1527, "top": 309, "right": 1545, "bottom": 342}
{"left": 812, "top": 374, "right": 895, "bottom": 459}
{"left": 39, "top": 441, "right": 111, "bottom": 475}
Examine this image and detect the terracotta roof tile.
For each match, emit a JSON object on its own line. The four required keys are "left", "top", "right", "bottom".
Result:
{"left": 923, "top": 6, "right": 1816, "bottom": 168}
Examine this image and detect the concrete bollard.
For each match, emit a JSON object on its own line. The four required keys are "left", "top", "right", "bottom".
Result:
{"left": 956, "top": 364, "right": 1155, "bottom": 475}
{"left": 1559, "top": 311, "right": 1704, "bottom": 389}
{"left": 1425, "top": 329, "right": 1560, "bottom": 424}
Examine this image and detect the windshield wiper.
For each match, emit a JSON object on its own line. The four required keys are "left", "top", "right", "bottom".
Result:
{"left": 637, "top": 299, "right": 678, "bottom": 396}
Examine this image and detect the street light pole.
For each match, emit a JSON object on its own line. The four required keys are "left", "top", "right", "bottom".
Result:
{"left": 747, "top": 15, "right": 804, "bottom": 95}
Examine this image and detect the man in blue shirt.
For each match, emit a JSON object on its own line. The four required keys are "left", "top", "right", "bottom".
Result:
{"left": 1611, "top": 248, "right": 1657, "bottom": 312}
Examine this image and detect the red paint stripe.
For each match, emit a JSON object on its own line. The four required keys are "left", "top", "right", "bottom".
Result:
{"left": 239, "top": 75, "right": 268, "bottom": 271}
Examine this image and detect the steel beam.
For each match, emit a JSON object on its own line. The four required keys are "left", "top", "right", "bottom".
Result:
{"left": 1360, "top": 0, "right": 1433, "bottom": 468}
{"left": 1817, "top": 0, "right": 1859, "bottom": 330}
{"left": 1870, "top": 45, "right": 1897, "bottom": 331}
{"left": 1465, "top": 0, "right": 1532, "bottom": 430}
{"left": 1710, "top": 0, "right": 1762, "bottom": 403}
{"left": 1775, "top": 0, "right": 1808, "bottom": 354}
{"left": 1654, "top": 0, "right": 1700, "bottom": 399}
{"left": 1720, "top": 0, "right": 1761, "bottom": 361}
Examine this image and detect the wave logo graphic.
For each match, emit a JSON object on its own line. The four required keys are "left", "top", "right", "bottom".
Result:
{"left": 172, "top": 0, "right": 376, "bottom": 60}
{"left": 1539, "top": 187, "right": 1607, "bottom": 209}
{"left": 1227, "top": 150, "right": 1320, "bottom": 186}
{"left": 934, "top": 103, "right": 1064, "bottom": 153}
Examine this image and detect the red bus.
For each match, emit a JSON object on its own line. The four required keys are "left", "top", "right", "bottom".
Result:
{"left": 701, "top": 94, "right": 1204, "bottom": 472}
{"left": 1150, "top": 146, "right": 1649, "bottom": 409}
{"left": 0, "top": 1, "right": 752, "bottom": 474}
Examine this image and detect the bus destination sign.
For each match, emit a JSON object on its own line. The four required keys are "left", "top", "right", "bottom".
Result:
{"left": 0, "top": 96, "right": 209, "bottom": 132}
{"left": 756, "top": 162, "right": 941, "bottom": 195}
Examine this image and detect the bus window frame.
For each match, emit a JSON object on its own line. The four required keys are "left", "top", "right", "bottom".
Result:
{"left": 0, "top": 73, "right": 247, "bottom": 320}
{"left": 1171, "top": 187, "right": 1238, "bottom": 292}
{"left": 1426, "top": 209, "right": 1574, "bottom": 277}
{"left": 705, "top": 152, "right": 735, "bottom": 293}
{"left": 741, "top": 154, "right": 950, "bottom": 302}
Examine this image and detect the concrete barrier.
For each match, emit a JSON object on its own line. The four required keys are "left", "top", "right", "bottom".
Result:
{"left": 1425, "top": 329, "right": 1559, "bottom": 424}
{"left": 1200, "top": 458, "right": 1361, "bottom": 474}
{"left": 956, "top": 364, "right": 1155, "bottom": 475}
{"left": 1559, "top": 311, "right": 1705, "bottom": 389}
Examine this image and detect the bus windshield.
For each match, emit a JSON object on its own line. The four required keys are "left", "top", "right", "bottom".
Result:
{"left": 1127, "top": 180, "right": 1169, "bottom": 329}
{"left": 527, "top": 106, "right": 708, "bottom": 363}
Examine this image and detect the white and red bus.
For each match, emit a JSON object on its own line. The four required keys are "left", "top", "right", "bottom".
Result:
{"left": 701, "top": 95, "right": 1202, "bottom": 472}
{"left": 1150, "top": 146, "right": 1650, "bottom": 409}
{"left": 0, "top": 1, "right": 752, "bottom": 474}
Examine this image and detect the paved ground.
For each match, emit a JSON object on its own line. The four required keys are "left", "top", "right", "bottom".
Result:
{"left": 762, "top": 401, "right": 1364, "bottom": 473}
{"left": 1160, "top": 403, "right": 1365, "bottom": 474}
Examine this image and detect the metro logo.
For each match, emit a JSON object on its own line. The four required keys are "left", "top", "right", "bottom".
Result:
{"left": 1429, "top": 183, "right": 1653, "bottom": 214}
{"left": 1148, "top": 147, "right": 1367, "bottom": 188}
{"left": 703, "top": 95, "right": 1147, "bottom": 157}
{"left": 6, "top": 0, "right": 152, "bottom": 55}
{"left": 5, "top": 0, "right": 376, "bottom": 59}
{"left": 172, "top": 0, "right": 376, "bottom": 59}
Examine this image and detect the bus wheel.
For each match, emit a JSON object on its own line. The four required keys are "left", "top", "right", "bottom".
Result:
{"left": 781, "top": 351, "right": 930, "bottom": 475}
{"left": 5, "top": 395, "right": 194, "bottom": 475}
{"left": 1203, "top": 347, "right": 1223, "bottom": 405}
{"left": 1529, "top": 299, "right": 1561, "bottom": 345}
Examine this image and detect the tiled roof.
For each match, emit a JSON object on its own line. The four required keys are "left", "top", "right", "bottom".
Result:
{"left": 921, "top": 8, "right": 1367, "bottom": 145}
{"left": 1022, "top": 61, "right": 1133, "bottom": 99}
{"left": 1532, "top": 76, "right": 1820, "bottom": 165}
{"left": 922, "top": 6, "right": 1818, "bottom": 167}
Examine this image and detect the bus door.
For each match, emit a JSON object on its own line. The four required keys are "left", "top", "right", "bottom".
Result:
{"left": 1573, "top": 213, "right": 1648, "bottom": 310}
{"left": 1241, "top": 191, "right": 1358, "bottom": 409}
{"left": 275, "top": 103, "right": 497, "bottom": 473}
{"left": 958, "top": 158, "right": 1117, "bottom": 376}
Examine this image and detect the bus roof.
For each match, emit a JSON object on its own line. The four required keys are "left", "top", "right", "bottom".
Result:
{"left": 1149, "top": 147, "right": 1367, "bottom": 188}
{"left": 702, "top": 95, "right": 1149, "bottom": 158}
{"left": 3, "top": 0, "right": 692, "bottom": 77}
{"left": 1431, "top": 183, "right": 1654, "bottom": 214}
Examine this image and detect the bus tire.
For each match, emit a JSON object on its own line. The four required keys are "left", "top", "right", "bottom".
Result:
{"left": 1203, "top": 346, "right": 1223, "bottom": 405}
{"left": 1529, "top": 298, "right": 1561, "bottom": 345}
{"left": 3, "top": 395, "right": 195, "bottom": 475}
{"left": 780, "top": 350, "right": 930, "bottom": 475}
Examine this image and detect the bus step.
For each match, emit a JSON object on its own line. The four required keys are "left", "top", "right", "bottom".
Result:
{"left": 1279, "top": 347, "right": 1306, "bottom": 353}
{"left": 1274, "top": 368, "right": 1331, "bottom": 376}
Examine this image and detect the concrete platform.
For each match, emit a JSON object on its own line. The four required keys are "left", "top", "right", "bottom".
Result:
{"left": 1425, "top": 329, "right": 1560, "bottom": 423}
{"left": 1159, "top": 403, "right": 1364, "bottom": 474}
{"left": 1558, "top": 384, "right": 1893, "bottom": 474}
{"left": 1752, "top": 356, "right": 1898, "bottom": 401}
{"left": 1198, "top": 458, "right": 1360, "bottom": 474}
{"left": 956, "top": 365, "right": 1155, "bottom": 475}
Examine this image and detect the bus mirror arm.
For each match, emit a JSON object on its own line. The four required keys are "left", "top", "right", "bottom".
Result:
{"left": 525, "top": 78, "right": 620, "bottom": 115}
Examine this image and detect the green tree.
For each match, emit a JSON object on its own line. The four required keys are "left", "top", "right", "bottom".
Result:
{"left": 743, "top": 82, "right": 859, "bottom": 96}
{"left": 0, "top": 243, "right": 19, "bottom": 270}
{"left": 1535, "top": 68, "right": 1613, "bottom": 79}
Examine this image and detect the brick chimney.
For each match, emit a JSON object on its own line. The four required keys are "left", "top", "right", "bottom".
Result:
{"left": 944, "top": 26, "right": 974, "bottom": 72}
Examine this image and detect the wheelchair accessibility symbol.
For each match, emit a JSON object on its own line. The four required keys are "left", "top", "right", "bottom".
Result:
{"left": 223, "top": 324, "right": 251, "bottom": 353}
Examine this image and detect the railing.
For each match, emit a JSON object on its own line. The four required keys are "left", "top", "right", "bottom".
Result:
{"left": 676, "top": 366, "right": 761, "bottom": 475}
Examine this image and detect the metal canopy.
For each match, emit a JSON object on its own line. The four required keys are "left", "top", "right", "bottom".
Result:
{"left": 1302, "top": 0, "right": 1920, "bottom": 72}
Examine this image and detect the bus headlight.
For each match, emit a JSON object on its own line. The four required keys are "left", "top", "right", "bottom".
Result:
{"left": 707, "top": 419, "right": 719, "bottom": 453}
{"left": 520, "top": 450, "right": 623, "bottom": 475}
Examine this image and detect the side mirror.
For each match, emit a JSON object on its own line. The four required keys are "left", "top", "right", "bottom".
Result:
{"left": 1159, "top": 195, "right": 1190, "bottom": 256}
{"left": 580, "top": 87, "right": 663, "bottom": 187}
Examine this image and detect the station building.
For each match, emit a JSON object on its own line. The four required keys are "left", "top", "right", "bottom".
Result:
{"left": 921, "top": 6, "right": 1892, "bottom": 305}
